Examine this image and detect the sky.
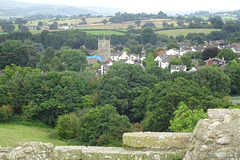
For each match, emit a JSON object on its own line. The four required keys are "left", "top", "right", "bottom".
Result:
{"left": 14, "top": 0, "right": 240, "bottom": 13}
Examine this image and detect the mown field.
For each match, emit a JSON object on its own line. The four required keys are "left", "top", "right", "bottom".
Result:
{"left": 156, "top": 28, "right": 221, "bottom": 37}
{"left": 0, "top": 124, "right": 67, "bottom": 147}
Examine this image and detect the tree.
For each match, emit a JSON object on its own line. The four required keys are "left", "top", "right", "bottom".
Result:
{"left": 77, "top": 105, "right": 132, "bottom": 146}
{"left": 176, "top": 35, "right": 185, "bottom": 42}
{"left": 85, "top": 37, "right": 98, "bottom": 50}
{"left": 181, "top": 54, "right": 192, "bottom": 70}
{"left": 135, "top": 20, "right": 141, "bottom": 27}
{"left": 81, "top": 18, "right": 87, "bottom": 24}
{"left": 49, "top": 22, "right": 58, "bottom": 30}
{"left": 142, "top": 77, "right": 230, "bottom": 132}
{"left": 224, "top": 60, "right": 240, "bottom": 95}
{"left": 209, "top": 16, "right": 224, "bottom": 29}
{"left": 56, "top": 113, "right": 78, "bottom": 139}
{"left": 162, "top": 21, "right": 168, "bottom": 27}
{"left": 157, "top": 11, "right": 168, "bottom": 19}
{"left": 98, "top": 76, "right": 129, "bottom": 115}
{"left": 1, "top": 23, "right": 15, "bottom": 33}
{"left": 142, "top": 22, "right": 156, "bottom": 29}
{"left": 60, "top": 49, "right": 87, "bottom": 72}
{"left": 193, "top": 66, "right": 231, "bottom": 96}
{"left": 14, "top": 45, "right": 40, "bottom": 68}
{"left": 102, "top": 19, "right": 108, "bottom": 25}
{"left": 169, "top": 102, "right": 207, "bottom": 132}
{"left": 141, "top": 27, "right": 156, "bottom": 44}
{"left": 144, "top": 52, "right": 158, "bottom": 69}
{"left": 44, "top": 34, "right": 64, "bottom": 49}
{"left": 201, "top": 47, "right": 220, "bottom": 61}
{"left": 217, "top": 49, "right": 238, "bottom": 63}
{"left": 169, "top": 57, "right": 184, "bottom": 68}
{"left": 167, "top": 41, "right": 180, "bottom": 50}
{"left": 38, "top": 21, "right": 44, "bottom": 27}
{"left": 177, "top": 21, "right": 184, "bottom": 27}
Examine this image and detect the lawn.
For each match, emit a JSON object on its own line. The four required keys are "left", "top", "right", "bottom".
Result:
{"left": 156, "top": 28, "right": 221, "bottom": 37}
{"left": 0, "top": 124, "right": 67, "bottom": 147}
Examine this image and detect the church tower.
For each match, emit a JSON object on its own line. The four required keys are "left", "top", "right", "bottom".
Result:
{"left": 98, "top": 36, "right": 111, "bottom": 62}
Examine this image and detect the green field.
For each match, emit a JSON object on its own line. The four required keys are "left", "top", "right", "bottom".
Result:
{"left": 0, "top": 124, "right": 67, "bottom": 147}
{"left": 156, "top": 29, "right": 221, "bottom": 37}
{"left": 82, "top": 30, "right": 125, "bottom": 35}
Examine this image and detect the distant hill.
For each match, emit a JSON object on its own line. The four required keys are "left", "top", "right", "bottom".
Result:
{"left": 0, "top": 0, "right": 124, "bottom": 18}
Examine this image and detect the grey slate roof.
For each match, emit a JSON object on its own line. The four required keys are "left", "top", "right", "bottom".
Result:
{"left": 171, "top": 65, "right": 186, "bottom": 70}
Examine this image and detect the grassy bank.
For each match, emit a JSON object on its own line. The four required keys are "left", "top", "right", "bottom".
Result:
{"left": 156, "top": 28, "right": 221, "bottom": 37}
{"left": 0, "top": 123, "right": 67, "bottom": 147}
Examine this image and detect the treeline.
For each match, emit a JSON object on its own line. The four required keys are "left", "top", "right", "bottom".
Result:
{"left": 1, "top": 59, "right": 239, "bottom": 146}
{"left": 109, "top": 11, "right": 168, "bottom": 23}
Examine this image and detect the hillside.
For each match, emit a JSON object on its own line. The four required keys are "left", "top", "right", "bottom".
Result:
{"left": 0, "top": 0, "right": 124, "bottom": 18}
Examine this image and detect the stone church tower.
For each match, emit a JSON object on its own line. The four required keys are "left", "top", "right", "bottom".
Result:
{"left": 98, "top": 37, "right": 111, "bottom": 62}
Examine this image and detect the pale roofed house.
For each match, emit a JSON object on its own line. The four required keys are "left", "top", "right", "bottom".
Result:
{"left": 170, "top": 65, "right": 187, "bottom": 73}
{"left": 166, "top": 48, "right": 179, "bottom": 56}
{"left": 119, "top": 51, "right": 129, "bottom": 60}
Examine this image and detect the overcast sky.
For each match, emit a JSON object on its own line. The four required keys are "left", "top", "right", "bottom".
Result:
{"left": 14, "top": 0, "right": 240, "bottom": 13}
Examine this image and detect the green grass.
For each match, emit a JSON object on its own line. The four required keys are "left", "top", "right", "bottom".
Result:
{"left": 0, "top": 123, "right": 67, "bottom": 147}
{"left": 156, "top": 28, "right": 221, "bottom": 37}
{"left": 83, "top": 30, "right": 125, "bottom": 35}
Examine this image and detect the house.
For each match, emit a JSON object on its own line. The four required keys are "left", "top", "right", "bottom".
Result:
{"left": 111, "top": 51, "right": 121, "bottom": 61}
{"left": 154, "top": 55, "right": 169, "bottom": 69}
{"left": 189, "top": 67, "right": 197, "bottom": 72}
{"left": 58, "top": 26, "right": 73, "bottom": 30}
{"left": 170, "top": 65, "right": 187, "bottom": 73}
{"left": 204, "top": 57, "right": 225, "bottom": 67}
{"left": 119, "top": 51, "right": 129, "bottom": 60}
{"left": 99, "top": 61, "right": 113, "bottom": 74}
{"left": 125, "top": 59, "right": 134, "bottom": 64}
{"left": 159, "top": 61, "right": 169, "bottom": 69}
{"left": 166, "top": 48, "right": 179, "bottom": 56}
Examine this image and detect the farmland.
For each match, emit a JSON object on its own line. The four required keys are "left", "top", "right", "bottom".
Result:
{"left": 156, "top": 28, "right": 221, "bottom": 37}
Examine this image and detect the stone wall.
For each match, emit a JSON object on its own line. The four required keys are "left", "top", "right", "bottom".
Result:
{"left": 184, "top": 109, "right": 240, "bottom": 160}
{"left": 1, "top": 109, "right": 240, "bottom": 160}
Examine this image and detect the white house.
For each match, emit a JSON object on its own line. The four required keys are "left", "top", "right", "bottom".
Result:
{"left": 119, "top": 51, "right": 129, "bottom": 60}
{"left": 158, "top": 61, "right": 169, "bottom": 69}
{"left": 111, "top": 52, "right": 120, "bottom": 61}
{"left": 166, "top": 48, "right": 179, "bottom": 56}
{"left": 154, "top": 56, "right": 169, "bottom": 69}
{"left": 170, "top": 65, "right": 187, "bottom": 73}
{"left": 154, "top": 56, "right": 162, "bottom": 62}
{"left": 125, "top": 59, "right": 135, "bottom": 64}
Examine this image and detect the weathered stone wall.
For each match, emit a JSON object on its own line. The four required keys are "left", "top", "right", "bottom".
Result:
{"left": 0, "top": 142, "right": 53, "bottom": 160}
{"left": 123, "top": 132, "right": 191, "bottom": 155}
{"left": 184, "top": 109, "right": 240, "bottom": 160}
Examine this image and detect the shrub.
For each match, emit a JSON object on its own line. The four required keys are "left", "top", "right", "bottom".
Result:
{"left": 0, "top": 104, "right": 13, "bottom": 122}
{"left": 56, "top": 113, "right": 78, "bottom": 139}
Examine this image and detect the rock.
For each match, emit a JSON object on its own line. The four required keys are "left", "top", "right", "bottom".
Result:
{"left": 216, "top": 135, "right": 233, "bottom": 145}
{"left": 224, "top": 112, "right": 239, "bottom": 123}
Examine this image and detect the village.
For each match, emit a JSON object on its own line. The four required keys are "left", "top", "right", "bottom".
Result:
{"left": 86, "top": 37, "right": 240, "bottom": 74}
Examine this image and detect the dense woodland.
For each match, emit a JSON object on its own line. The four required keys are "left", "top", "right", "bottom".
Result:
{"left": 0, "top": 11, "right": 240, "bottom": 147}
